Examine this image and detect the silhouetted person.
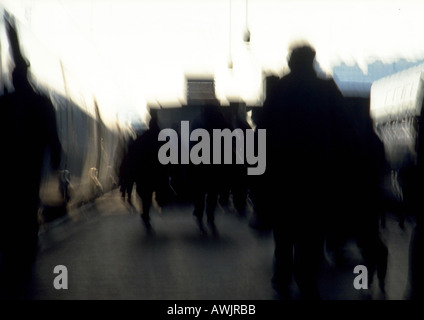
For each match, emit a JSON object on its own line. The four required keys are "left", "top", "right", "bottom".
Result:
{"left": 248, "top": 107, "right": 273, "bottom": 232}
{"left": 59, "top": 169, "right": 72, "bottom": 204}
{"left": 119, "top": 135, "right": 136, "bottom": 210}
{"left": 407, "top": 103, "right": 424, "bottom": 300}
{"left": 257, "top": 43, "right": 349, "bottom": 299}
{"left": 352, "top": 118, "right": 388, "bottom": 294}
{"left": 0, "top": 14, "right": 62, "bottom": 299}
{"left": 125, "top": 114, "right": 167, "bottom": 231}
{"left": 227, "top": 103, "right": 251, "bottom": 217}
{"left": 190, "top": 102, "right": 229, "bottom": 235}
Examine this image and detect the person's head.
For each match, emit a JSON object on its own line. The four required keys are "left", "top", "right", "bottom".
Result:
{"left": 5, "top": 12, "right": 32, "bottom": 92}
{"left": 287, "top": 44, "right": 316, "bottom": 74}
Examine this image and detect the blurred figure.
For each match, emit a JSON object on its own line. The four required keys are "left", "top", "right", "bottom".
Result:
{"left": 118, "top": 136, "right": 136, "bottom": 210}
{"left": 257, "top": 43, "right": 349, "bottom": 299}
{"left": 349, "top": 116, "right": 388, "bottom": 295}
{"left": 321, "top": 95, "right": 389, "bottom": 296}
{"left": 228, "top": 103, "right": 251, "bottom": 217}
{"left": 190, "top": 102, "right": 229, "bottom": 235}
{"left": 89, "top": 167, "right": 104, "bottom": 198}
{"left": 59, "top": 169, "right": 72, "bottom": 204}
{"left": 406, "top": 107, "right": 424, "bottom": 300}
{"left": 248, "top": 107, "right": 274, "bottom": 232}
{"left": 0, "top": 14, "right": 62, "bottom": 298}
{"left": 125, "top": 113, "right": 168, "bottom": 231}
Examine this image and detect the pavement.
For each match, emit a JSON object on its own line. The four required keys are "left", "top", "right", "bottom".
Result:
{"left": 5, "top": 189, "right": 415, "bottom": 300}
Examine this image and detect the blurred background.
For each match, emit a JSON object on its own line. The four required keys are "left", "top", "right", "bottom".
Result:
{"left": 1, "top": 0, "right": 424, "bottom": 300}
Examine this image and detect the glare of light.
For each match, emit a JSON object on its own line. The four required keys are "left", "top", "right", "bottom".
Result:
{"left": 1, "top": 0, "right": 424, "bottom": 126}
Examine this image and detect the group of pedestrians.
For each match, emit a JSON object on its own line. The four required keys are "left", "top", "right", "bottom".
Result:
{"left": 117, "top": 43, "right": 392, "bottom": 300}
{"left": 0, "top": 10, "right": 401, "bottom": 300}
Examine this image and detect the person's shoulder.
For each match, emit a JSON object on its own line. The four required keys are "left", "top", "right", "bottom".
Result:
{"left": 134, "top": 128, "right": 158, "bottom": 145}
{"left": 135, "top": 132, "right": 148, "bottom": 143}
{"left": 276, "top": 74, "right": 292, "bottom": 86}
{"left": 316, "top": 77, "right": 342, "bottom": 95}
{"left": 264, "top": 76, "right": 287, "bottom": 100}
{"left": 317, "top": 76, "right": 338, "bottom": 87}
{"left": 31, "top": 90, "right": 56, "bottom": 110}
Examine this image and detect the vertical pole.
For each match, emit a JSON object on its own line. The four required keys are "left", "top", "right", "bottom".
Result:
{"left": 228, "top": 0, "right": 233, "bottom": 69}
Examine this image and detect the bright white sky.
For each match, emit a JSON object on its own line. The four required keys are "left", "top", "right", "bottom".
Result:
{"left": 1, "top": 0, "right": 424, "bottom": 127}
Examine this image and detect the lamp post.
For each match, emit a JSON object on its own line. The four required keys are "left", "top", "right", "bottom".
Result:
{"left": 243, "top": 0, "right": 250, "bottom": 43}
{"left": 228, "top": 0, "right": 233, "bottom": 69}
